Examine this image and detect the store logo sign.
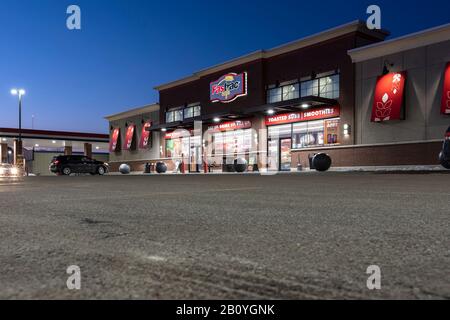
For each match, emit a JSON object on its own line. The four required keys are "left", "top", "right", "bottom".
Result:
{"left": 210, "top": 72, "right": 247, "bottom": 103}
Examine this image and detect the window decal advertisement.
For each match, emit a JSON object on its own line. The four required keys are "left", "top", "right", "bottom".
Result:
{"left": 123, "top": 124, "right": 135, "bottom": 150}
{"left": 441, "top": 62, "right": 450, "bottom": 115}
{"left": 208, "top": 120, "right": 252, "bottom": 132}
{"left": 265, "top": 106, "right": 340, "bottom": 126}
{"left": 109, "top": 128, "right": 120, "bottom": 152}
{"left": 139, "top": 121, "right": 152, "bottom": 149}
{"left": 210, "top": 72, "right": 247, "bottom": 103}
{"left": 371, "top": 72, "right": 407, "bottom": 122}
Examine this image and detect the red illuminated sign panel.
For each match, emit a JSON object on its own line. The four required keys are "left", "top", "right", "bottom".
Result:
{"left": 208, "top": 120, "right": 252, "bottom": 132}
{"left": 441, "top": 62, "right": 450, "bottom": 115}
{"left": 139, "top": 121, "right": 152, "bottom": 149}
{"left": 371, "top": 72, "right": 407, "bottom": 122}
{"left": 123, "top": 124, "right": 135, "bottom": 150}
{"left": 165, "top": 129, "right": 192, "bottom": 140}
{"left": 109, "top": 128, "right": 120, "bottom": 152}
{"left": 265, "top": 106, "right": 340, "bottom": 126}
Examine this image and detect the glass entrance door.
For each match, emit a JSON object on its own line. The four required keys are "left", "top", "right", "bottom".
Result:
{"left": 189, "top": 136, "right": 202, "bottom": 172}
{"left": 279, "top": 138, "right": 292, "bottom": 171}
{"left": 267, "top": 139, "right": 279, "bottom": 171}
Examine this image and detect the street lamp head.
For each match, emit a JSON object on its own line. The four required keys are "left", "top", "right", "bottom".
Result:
{"left": 11, "top": 88, "right": 25, "bottom": 96}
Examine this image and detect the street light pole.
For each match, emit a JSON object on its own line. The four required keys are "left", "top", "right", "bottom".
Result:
{"left": 11, "top": 89, "right": 26, "bottom": 156}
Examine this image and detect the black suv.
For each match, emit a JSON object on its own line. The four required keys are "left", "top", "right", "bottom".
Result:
{"left": 439, "top": 126, "right": 450, "bottom": 169}
{"left": 50, "top": 155, "right": 109, "bottom": 176}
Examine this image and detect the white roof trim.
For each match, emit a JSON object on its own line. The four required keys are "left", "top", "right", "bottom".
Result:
{"left": 105, "top": 103, "right": 160, "bottom": 121}
{"left": 155, "top": 20, "right": 388, "bottom": 91}
{"left": 348, "top": 22, "right": 450, "bottom": 63}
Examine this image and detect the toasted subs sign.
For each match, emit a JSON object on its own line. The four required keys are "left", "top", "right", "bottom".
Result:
{"left": 441, "top": 62, "right": 450, "bottom": 115}
{"left": 371, "top": 72, "right": 407, "bottom": 122}
{"left": 265, "top": 106, "right": 340, "bottom": 126}
{"left": 210, "top": 72, "right": 247, "bottom": 103}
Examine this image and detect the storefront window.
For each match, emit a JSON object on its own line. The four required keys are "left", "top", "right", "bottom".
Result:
{"left": 212, "top": 129, "right": 252, "bottom": 156}
{"left": 165, "top": 136, "right": 190, "bottom": 158}
{"left": 292, "top": 120, "right": 324, "bottom": 148}
{"left": 267, "top": 87, "right": 282, "bottom": 103}
{"left": 282, "top": 83, "right": 300, "bottom": 101}
{"left": 166, "top": 109, "right": 183, "bottom": 123}
{"left": 319, "top": 75, "right": 339, "bottom": 99}
{"left": 184, "top": 105, "right": 201, "bottom": 119}
{"left": 301, "top": 79, "right": 319, "bottom": 97}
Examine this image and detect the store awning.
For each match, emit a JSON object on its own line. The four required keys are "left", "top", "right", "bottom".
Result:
{"left": 243, "top": 96, "right": 338, "bottom": 115}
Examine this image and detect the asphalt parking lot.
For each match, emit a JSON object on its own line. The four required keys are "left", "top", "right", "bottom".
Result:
{"left": 0, "top": 172, "right": 449, "bottom": 299}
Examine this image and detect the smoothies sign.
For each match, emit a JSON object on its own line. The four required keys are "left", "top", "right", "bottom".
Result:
{"left": 109, "top": 128, "right": 120, "bottom": 152}
{"left": 265, "top": 106, "right": 340, "bottom": 126}
{"left": 371, "top": 72, "right": 407, "bottom": 122}
{"left": 441, "top": 62, "right": 450, "bottom": 115}
{"left": 210, "top": 72, "right": 247, "bottom": 103}
{"left": 139, "top": 121, "right": 152, "bottom": 149}
{"left": 123, "top": 124, "right": 135, "bottom": 150}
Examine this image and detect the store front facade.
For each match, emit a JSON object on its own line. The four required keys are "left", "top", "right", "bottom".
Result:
{"left": 148, "top": 21, "right": 388, "bottom": 172}
{"left": 106, "top": 21, "right": 450, "bottom": 172}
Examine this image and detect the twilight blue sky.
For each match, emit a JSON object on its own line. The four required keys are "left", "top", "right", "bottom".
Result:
{"left": 1, "top": 0, "right": 449, "bottom": 133}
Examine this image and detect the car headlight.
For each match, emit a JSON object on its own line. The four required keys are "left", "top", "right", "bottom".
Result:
{"left": 10, "top": 167, "right": 19, "bottom": 176}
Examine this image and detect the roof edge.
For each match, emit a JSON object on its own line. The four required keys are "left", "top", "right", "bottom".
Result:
{"left": 105, "top": 103, "right": 160, "bottom": 121}
{"left": 154, "top": 20, "right": 389, "bottom": 91}
{"left": 348, "top": 22, "right": 450, "bottom": 62}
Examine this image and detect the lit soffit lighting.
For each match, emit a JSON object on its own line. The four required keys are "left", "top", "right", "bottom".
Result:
{"left": 161, "top": 128, "right": 167, "bottom": 132}
{"left": 301, "top": 104, "right": 310, "bottom": 109}
{"left": 213, "top": 117, "right": 221, "bottom": 123}
{"left": 52, "top": 140, "right": 56, "bottom": 144}
{"left": 267, "top": 109, "right": 275, "bottom": 115}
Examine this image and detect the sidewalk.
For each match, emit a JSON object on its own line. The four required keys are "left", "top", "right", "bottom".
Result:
{"left": 107, "top": 165, "right": 448, "bottom": 176}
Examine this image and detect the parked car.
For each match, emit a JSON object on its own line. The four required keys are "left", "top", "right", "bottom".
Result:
{"left": 439, "top": 126, "right": 450, "bottom": 169}
{"left": 49, "top": 155, "right": 109, "bottom": 176}
{"left": 0, "top": 163, "right": 21, "bottom": 177}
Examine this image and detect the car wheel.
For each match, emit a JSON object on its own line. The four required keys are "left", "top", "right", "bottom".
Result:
{"left": 62, "top": 167, "right": 72, "bottom": 176}
{"left": 97, "top": 166, "right": 106, "bottom": 176}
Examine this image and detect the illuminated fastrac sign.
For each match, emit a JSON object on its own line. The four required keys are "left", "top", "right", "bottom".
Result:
{"left": 210, "top": 72, "right": 247, "bottom": 103}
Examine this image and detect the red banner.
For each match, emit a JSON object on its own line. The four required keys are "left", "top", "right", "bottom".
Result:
{"left": 265, "top": 106, "right": 340, "bottom": 126}
{"left": 208, "top": 120, "right": 252, "bottom": 132}
{"left": 109, "top": 128, "right": 120, "bottom": 152}
{"left": 371, "top": 72, "right": 407, "bottom": 122}
{"left": 139, "top": 122, "right": 152, "bottom": 149}
{"left": 441, "top": 62, "right": 450, "bottom": 115}
{"left": 123, "top": 124, "right": 135, "bottom": 150}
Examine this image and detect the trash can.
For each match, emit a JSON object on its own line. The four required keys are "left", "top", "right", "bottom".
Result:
{"left": 308, "top": 154, "right": 317, "bottom": 170}
{"left": 144, "top": 162, "right": 151, "bottom": 174}
{"left": 156, "top": 162, "right": 167, "bottom": 174}
{"left": 439, "top": 130, "right": 450, "bottom": 169}
{"left": 234, "top": 158, "right": 247, "bottom": 173}
{"left": 312, "top": 153, "right": 332, "bottom": 172}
